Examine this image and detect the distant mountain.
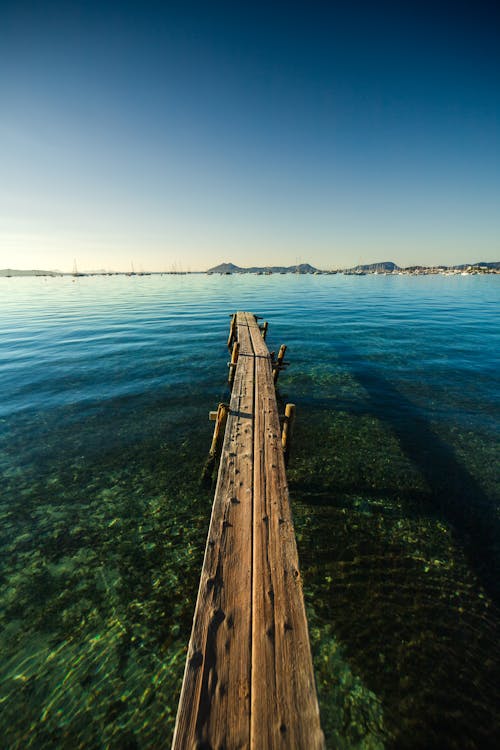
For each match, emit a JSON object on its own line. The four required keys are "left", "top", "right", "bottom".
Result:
{"left": 344, "top": 261, "right": 400, "bottom": 273}
{"left": 207, "top": 262, "right": 242, "bottom": 274}
{"left": 0, "top": 268, "right": 62, "bottom": 277}
{"left": 207, "top": 262, "right": 319, "bottom": 274}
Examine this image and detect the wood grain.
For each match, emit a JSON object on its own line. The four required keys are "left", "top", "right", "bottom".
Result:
{"left": 173, "top": 312, "right": 324, "bottom": 749}
{"left": 248, "top": 314, "right": 324, "bottom": 750}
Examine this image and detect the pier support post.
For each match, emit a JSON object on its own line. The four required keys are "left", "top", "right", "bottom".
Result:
{"left": 228, "top": 341, "right": 240, "bottom": 387}
{"left": 273, "top": 344, "right": 287, "bottom": 383}
{"left": 201, "top": 402, "right": 229, "bottom": 484}
{"left": 282, "top": 403, "right": 296, "bottom": 464}
{"left": 227, "top": 313, "right": 237, "bottom": 349}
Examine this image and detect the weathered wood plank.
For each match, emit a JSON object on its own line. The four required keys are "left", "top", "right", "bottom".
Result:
{"left": 173, "top": 312, "right": 324, "bottom": 749}
{"left": 249, "top": 315, "right": 324, "bottom": 749}
{"left": 172, "top": 314, "right": 254, "bottom": 748}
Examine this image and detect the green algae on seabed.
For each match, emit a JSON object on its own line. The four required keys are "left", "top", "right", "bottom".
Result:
{"left": 0, "top": 433, "right": 212, "bottom": 749}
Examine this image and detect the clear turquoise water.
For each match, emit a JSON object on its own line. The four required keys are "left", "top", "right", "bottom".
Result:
{"left": 0, "top": 274, "right": 499, "bottom": 749}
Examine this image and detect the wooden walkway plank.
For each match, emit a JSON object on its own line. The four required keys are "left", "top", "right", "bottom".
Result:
{"left": 173, "top": 312, "right": 324, "bottom": 749}
{"left": 248, "top": 315, "right": 324, "bottom": 750}
{"left": 172, "top": 316, "right": 254, "bottom": 749}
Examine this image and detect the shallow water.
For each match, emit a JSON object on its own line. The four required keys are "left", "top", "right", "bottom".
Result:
{"left": 1, "top": 274, "right": 499, "bottom": 748}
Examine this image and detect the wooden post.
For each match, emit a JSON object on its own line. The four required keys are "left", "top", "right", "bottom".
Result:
{"left": 201, "top": 402, "right": 229, "bottom": 483}
{"left": 282, "top": 403, "right": 296, "bottom": 464}
{"left": 227, "top": 313, "right": 237, "bottom": 349}
{"left": 228, "top": 340, "right": 240, "bottom": 387}
{"left": 260, "top": 321, "right": 268, "bottom": 340}
{"left": 273, "top": 344, "right": 287, "bottom": 383}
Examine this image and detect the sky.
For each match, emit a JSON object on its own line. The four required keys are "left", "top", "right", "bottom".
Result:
{"left": 1, "top": 0, "right": 499, "bottom": 272}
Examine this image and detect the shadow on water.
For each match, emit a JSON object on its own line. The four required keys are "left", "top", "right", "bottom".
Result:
{"left": 342, "top": 345, "right": 500, "bottom": 604}
{"left": 289, "top": 343, "right": 499, "bottom": 602}
{"left": 285, "top": 345, "right": 500, "bottom": 748}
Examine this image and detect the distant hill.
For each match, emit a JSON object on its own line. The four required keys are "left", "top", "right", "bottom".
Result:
{"left": 345, "top": 261, "right": 400, "bottom": 273}
{"left": 0, "top": 268, "right": 62, "bottom": 277}
{"left": 207, "top": 262, "right": 242, "bottom": 274}
{"left": 207, "top": 262, "right": 319, "bottom": 274}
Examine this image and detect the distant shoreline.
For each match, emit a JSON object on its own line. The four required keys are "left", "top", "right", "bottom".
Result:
{"left": 1, "top": 261, "right": 499, "bottom": 278}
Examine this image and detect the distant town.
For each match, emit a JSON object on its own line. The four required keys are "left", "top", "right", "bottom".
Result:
{"left": 1, "top": 260, "right": 499, "bottom": 278}
{"left": 205, "top": 261, "right": 500, "bottom": 276}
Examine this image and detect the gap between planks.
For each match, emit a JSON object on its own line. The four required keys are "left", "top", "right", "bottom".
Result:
{"left": 172, "top": 311, "right": 324, "bottom": 749}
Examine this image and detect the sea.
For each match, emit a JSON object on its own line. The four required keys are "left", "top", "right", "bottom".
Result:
{"left": 0, "top": 273, "right": 499, "bottom": 749}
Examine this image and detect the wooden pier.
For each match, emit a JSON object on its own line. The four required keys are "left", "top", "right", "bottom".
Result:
{"left": 173, "top": 312, "right": 324, "bottom": 749}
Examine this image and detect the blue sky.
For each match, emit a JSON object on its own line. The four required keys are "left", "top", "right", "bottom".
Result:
{"left": 1, "top": 0, "right": 499, "bottom": 271}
